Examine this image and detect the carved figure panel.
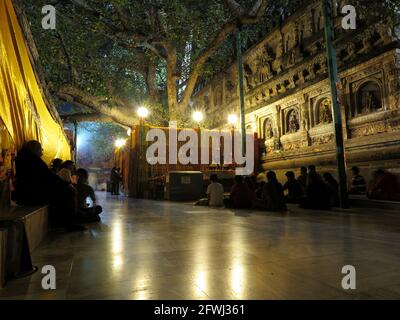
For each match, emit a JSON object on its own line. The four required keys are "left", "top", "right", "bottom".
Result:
{"left": 317, "top": 98, "right": 333, "bottom": 125}
{"left": 286, "top": 108, "right": 300, "bottom": 134}
{"left": 356, "top": 81, "right": 382, "bottom": 115}
{"left": 263, "top": 118, "right": 274, "bottom": 139}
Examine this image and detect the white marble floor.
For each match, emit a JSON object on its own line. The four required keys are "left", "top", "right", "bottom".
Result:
{"left": 1, "top": 192, "right": 400, "bottom": 300}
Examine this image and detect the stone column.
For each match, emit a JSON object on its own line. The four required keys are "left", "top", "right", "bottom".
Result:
{"left": 273, "top": 105, "right": 282, "bottom": 150}
{"left": 300, "top": 94, "right": 311, "bottom": 147}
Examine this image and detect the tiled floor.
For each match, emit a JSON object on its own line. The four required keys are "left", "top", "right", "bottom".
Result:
{"left": 1, "top": 192, "right": 400, "bottom": 300}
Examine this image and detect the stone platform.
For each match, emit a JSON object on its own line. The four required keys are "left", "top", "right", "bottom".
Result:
{"left": 0, "top": 192, "right": 399, "bottom": 299}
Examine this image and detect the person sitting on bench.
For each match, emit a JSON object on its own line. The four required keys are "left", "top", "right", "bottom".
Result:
{"left": 13, "top": 140, "right": 86, "bottom": 232}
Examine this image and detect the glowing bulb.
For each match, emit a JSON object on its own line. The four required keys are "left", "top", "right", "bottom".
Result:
{"left": 192, "top": 111, "right": 204, "bottom": 123}
{"left": 115, "top": 138, "right": 126, "bottom": 148}
{"left": 127, "top": 128, "right": 132, "bottom": 136}
{"left": 228, "top": 114, "right": 238, "bottom": 125}
{"left": 137, "top": 107, "right": 149, "bottom": 118}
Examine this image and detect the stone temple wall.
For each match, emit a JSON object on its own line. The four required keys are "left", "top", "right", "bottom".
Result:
{"left": 192, "top": 0, "right": 400, "bottom": 182}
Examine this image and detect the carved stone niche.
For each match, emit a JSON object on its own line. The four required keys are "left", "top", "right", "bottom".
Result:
{"left": 315, "top": 98, "right": 333, "bottom": 125}
{"left": 352, "top": 80, "right": 383, "bottom": 117}
{"left": 284, "top": 107, "right": 301, "bottom": 135}
{"left": 263, "top": 117, "right": 274, "bottom": 140}
{"left": 262, "top": 116, "right": 275, "bottom": 153}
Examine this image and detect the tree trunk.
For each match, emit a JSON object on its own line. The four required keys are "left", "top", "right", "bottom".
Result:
{"left": 165, "top": 45, "right": 180, "bottom": 120}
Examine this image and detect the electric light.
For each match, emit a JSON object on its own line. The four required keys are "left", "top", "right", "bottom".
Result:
{"left": 127, "top": 128, "right": 132, "bottom": 136}
{"left": 137, "top": 106, "right": 149, "bottom": 118}
{"left": 192, "top": 111, "right": 204, "bottom": 123}
{"left": 228, "top": 114, "right": 238, "bottom": 125}
{"left": 115, "top": 138, "right": 127, "bottom": 148}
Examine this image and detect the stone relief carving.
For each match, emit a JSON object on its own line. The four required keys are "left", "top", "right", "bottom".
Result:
{"left": 375, "top": 24, "right": 393, "bottom": 45}
{"left": 287, "top": 108, "right": 300, "bottom": 134}
{"left": 318, "top": 98, "right": 333, "bottom": 124}
{"left": 351, "top": 122, "right": 391, "bottom": 137}
{"left": 343, "top": 43, "right": 357, "bottom": 62}
{"left": 358, "top": 33, "right": 372, "bottom": 55}
{"left": 193, "top": 1, "right": 399, "bottom": 155}
{"left": 263, "top": 118, "right": 274, "bottom": 139}
{"left": 305, "top": 64, "right": 315, "bottom": 81}
{"left": 311, "top": 133, "right": 334, "bottom": 145}
{"left": 282, "top": 140, "right": 302, "bottom": 151}
{"left": 357, "top": 81, "right": 382, "bottom": 114}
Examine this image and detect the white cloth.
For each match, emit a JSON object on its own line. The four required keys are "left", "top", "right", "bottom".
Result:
{"left": 206, "top": 182, "right": 224, "bottom": 206}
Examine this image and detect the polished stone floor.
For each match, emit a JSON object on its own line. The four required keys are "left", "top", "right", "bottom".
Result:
{"left": 1, "top": 192, "right": 400, "bottom": 300}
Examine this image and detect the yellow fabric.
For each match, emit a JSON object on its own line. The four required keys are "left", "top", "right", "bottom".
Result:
{"left": 0, "top": 0, "right": 71, "bottom": 163}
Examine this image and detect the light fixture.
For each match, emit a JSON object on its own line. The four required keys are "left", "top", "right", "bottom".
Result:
{"left": 137, "top": 106, "right": 149, "bottom": 118}
{"left": 114, "top": 138, "right": 127, "bottom": 148}
{"left": 192, "top": 111, "right": 204, "bottom": 123}
{"left": 127, "top": 128, "right": 132, "bottom": 136}
{"left": 228, "top": 114, "right": 238, "bottom": 126}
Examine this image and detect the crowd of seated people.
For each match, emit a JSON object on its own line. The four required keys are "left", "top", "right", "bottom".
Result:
{"left": 13, "top": 140, "right": 102, "bottom": 232}
{"left": 200, "top": 163, "right": 400, "bottom": 212}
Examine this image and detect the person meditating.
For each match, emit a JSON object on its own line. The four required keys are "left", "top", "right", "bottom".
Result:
{"left": 283, "top": 171, "right": 303, "bottom": 204}
{"left": 206, "top": 173, "right": 224, "bottom": 207}
{"left": 74, "top": 168, "right": 103, "bottom": 222}
{"left": 13, "top": 140, "right": 86, "bottom": 232}
{"left": 262, "top": 171, "right": 286, "bottom": 211}
{"left": 225, "top": 175, "right": 253, "bottom": 209}
{"left": 57, "top": 160, "right": 76, "bottom": 184}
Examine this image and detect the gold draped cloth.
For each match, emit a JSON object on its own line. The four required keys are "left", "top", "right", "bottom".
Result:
{"left": 0, "top": 0, "right": 70, "bottom": 163}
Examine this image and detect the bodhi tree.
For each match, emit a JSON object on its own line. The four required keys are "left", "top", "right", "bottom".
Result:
{"left": 19, "top": 0, "right": 399, "bottom": 127}
{"left": 19, "top": 0, "right": 297, "bottom": 126}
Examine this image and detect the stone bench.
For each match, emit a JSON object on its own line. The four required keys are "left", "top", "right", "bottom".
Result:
{"left": 0, "top": 205, "right": 48, "bottom": 287}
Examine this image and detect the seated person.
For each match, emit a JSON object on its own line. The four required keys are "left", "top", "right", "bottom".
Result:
{"left": 262, "top": 171, "right": 287, "bottom": 211}
{"left": 224, "top": 175, "right": 253, "bottom": 209}
{"left": 57, "top": 160, "right": 76, "bottom": 184}
{"left": 307, "top": 165, "right": 323, "bottom": 185}
{"left": 349, "top": 166, "right": 367, "bottom": 195}
{"left": 206, "top": 173, "right": 224, "bottom": 207}
{"left": 323, "top": 172, "right": 339, "bottom": 207}
{"left": 74, "top": 168, "right": 102, "bottom": 222}
{"left": 300, "top": 172, "right": 331, "bottom": 210}
{"left": 297, "top": 166, "right": 308, "bottom": 194}
{"left": 13, "top": 140, "right": 85, "bottom": 231}
{"left": 367, "top": 169, "right": 400, "bottom": 201}
{"left": 245, "top": 176, "right": 257, "bottom": 204}
{"left": 283, "top": 171, "right": 303, "bottom": 203}
{"left": 255, "top": 173, "right": 267, "bottom": 199}
{"left": 50, "top": 158, "right": 62, "bottom": 174}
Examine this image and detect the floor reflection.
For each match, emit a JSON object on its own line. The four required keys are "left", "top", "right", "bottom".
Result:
{"left": 1, "top": 192, "right": 400, "bottom": 300}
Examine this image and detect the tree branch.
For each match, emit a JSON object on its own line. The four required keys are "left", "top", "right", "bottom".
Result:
{"left": 223, "top": 0, "right": 245, "bottom": 17}
{"left": 61, "top": 113, "right": 130, "bottom": 129}
{"left": 178, "top": 20, "right": 236, "bottom": 110}
{"left": 56, "top": 85, "right": 138, "bottom": 127}
{"left": 55, "top": 31, "right": 79, "bottom": 83}
{"left": 177, "top": 0, "right": 268, "bottom": 111}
